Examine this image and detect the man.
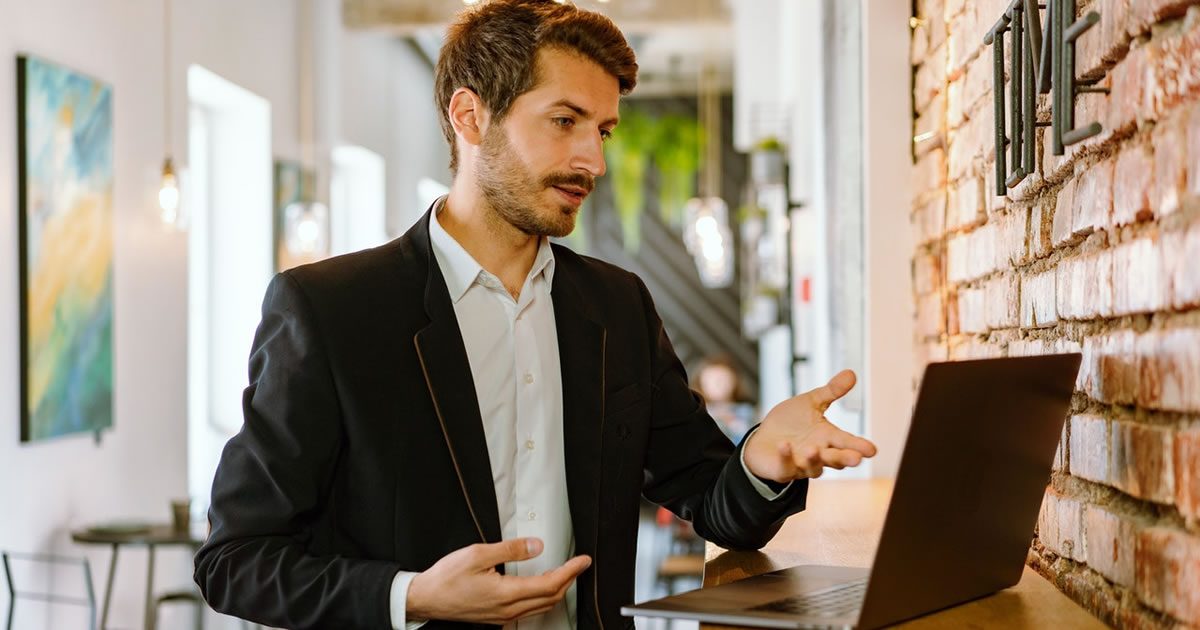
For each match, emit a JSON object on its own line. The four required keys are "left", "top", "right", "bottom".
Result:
{"left": 194, "top": 1, "right": 876, "bottom": 628}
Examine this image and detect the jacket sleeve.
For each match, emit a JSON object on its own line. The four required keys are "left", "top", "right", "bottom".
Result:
{"left": 193, "top": 272, "right": 401, "bottom": 630}
{"left": 634, "top": 276, "right": 808, "bottom": 551}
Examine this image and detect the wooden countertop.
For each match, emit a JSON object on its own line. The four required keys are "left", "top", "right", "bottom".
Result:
{"left": 700, "top": 479, "right": 1106, "bottom": 629}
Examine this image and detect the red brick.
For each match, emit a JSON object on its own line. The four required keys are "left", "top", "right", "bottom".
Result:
{"left": 1135, "top": 527, "right": 1200, "bottom": 623}
{"left": 1053, "top": 421, "right": 1067, "bottom": 472}
{"left": 1111, "top": 420, "right": 1176, "bottom": 504}
{"left": 946, "top": 291, "right": 960, "bottom": 336}
{"left": 1043, "top": 127, "right": 1073, "bottom": 185}
{"left": 913, "top": 252, "right": 943, "bottom": 296}
{"left": 915, "top": 95, "right": 945, "bottom": 153}
{"left": 1081, "top": 330, "right": 1139, "bottom": 405}
{"left": 1083, "top": 250, "right": 1115, "bottom": 318}
{"left": 1069, "top": 414, "right": 1111, "bottom": 483}
{"left": 912, "top": 21, "right": 931, "bottom": 67}
{"left": 985, "top": 275, "right": 1019, "bottom": 329}
{"left": 946, "top": 233, "right": 968, "bottom": 284}
{"left": 1057, "top": 257, "right": 1084, "bottom": 321}
{"left": 1038, "top": 490, "right": 1086, "bottom": 561}
{"left": 1085, "top": 505, "right": 1139, "bottom": 588}
{"left": 960, "top": 53, "right": 991, "bottom": 121}
{"left": 1078, "top": 0, "right": 1129, "bottom": 77}
{"left": 1020, "top": 270, "right": 1057, "bottom": 328}
{"left": 1009, "top": 338, "right": 1050, "bottom": 357}
{"left": 944, "top": 0, "right": 965, "bottom": 19}
{"left": 918, "top": 292, "right": 946, "bottom": 339}
{"left": 1177, "top": 429, "right": 1200, "bottom": 524}
{"left": 1052, "top": 179, "right": 1078, "bottom": 247}
{"left": 913, "top": 147, "right": 947, "bottom": 198}
{"left": 916, "top": 42, "right": 948, "bottom": 114}
{"left": 1113, "top": 234, "right": 1170, "bottom": 315}
{"left": 917, "top": 341, "right": 949, "bottom": 372}
{"left": 1069, "top": 83, "right": 1114, "bottom": 158}
{"left": 1128, "top": 0, "right": 1200, "bottom": 37}
{"left": 958, "top": 286, "right": 987, "bottom": 334}
{"left": 967, "top": 222, "right": 997, "bottom": 279}
{"left": 1030, "top": 200, "right": 1053, "bottom": 259}
{"left": 1109, "top": 42, "right": 1150, "bottom": 135}
{"left": 946, "top": 9, "right": 975, "bottom": 73}
{"left": 995, "top": 209, "right": 1029, "bottom": 267}
{"left": 925, "top": 0, "right": 948, "bottom": 50}
{"left": 1172, "top": 220, "right": 1200, "bottom": 309}
{"left": 912, "top": 195, "right": 949, "bottom": 245}
{"left": 1138, "top": 328, "right": 1200, "bottom": 413}
{"left": 948, "top": 113, "right": 986, "bottom": 183}
{"left": 948, "top": 336, "right": 997, "bottom": 360}
{"left": 1113, "top": 145, "right": 1154, "bottom": 226}
{"left": 1149, "top": 20, "right": 1200, "bottom": 120}
{"left": 948, "top": 176, "right": 984, "bottom": 231}
{"left": 1152, "top": 110, "right": 1187, "bottom": 218}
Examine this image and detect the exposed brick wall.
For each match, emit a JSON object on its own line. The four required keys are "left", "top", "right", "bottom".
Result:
{"left": 911, "top": 0, "right": 1200, "bottom": 627}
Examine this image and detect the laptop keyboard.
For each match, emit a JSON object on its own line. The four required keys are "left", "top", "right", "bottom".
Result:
{"left": 748, "top": 577, "right": 868, "bottom": 617}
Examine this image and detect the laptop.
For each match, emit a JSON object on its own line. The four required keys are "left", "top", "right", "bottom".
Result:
{"left": 622, "top": 353, "right": 1082, "bottom": 630}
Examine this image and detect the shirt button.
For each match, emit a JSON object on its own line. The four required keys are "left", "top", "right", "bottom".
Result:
{"left": 528, "top": 510, "right": 537, "bottom": 521}
{"left": 524, "top": 373, "right": 535, "bottom": 384}
{"left": 526, "top": 440, "right": 536, "bottom": 450}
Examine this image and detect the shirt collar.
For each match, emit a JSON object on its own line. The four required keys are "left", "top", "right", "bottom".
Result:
{"left": 428, "top": 196, "right": 557, "bottom": 304}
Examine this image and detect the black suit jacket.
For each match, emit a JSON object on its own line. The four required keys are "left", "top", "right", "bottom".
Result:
{"left": 194, "top": 207, "right": 808, "bottom": 630}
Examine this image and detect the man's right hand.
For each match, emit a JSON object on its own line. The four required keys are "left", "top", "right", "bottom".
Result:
{"left": 406, "top": 538, "right": 592, "bottom": 625}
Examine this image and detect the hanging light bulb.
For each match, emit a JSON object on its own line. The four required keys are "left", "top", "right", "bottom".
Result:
{"left": 284, "top": 199, "right": 329, "bottom": 256}
{"left": 158, "top": 156, "right": 180, "bottom": 224}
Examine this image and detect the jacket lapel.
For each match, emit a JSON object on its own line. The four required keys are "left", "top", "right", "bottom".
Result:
{"left": 551, "top": 255, "right": 607, "bottom": 559}
{"left": 410, "top": 209, "right": 504, "bottom": 547}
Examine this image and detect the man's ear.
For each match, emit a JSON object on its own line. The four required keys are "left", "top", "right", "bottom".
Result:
{"left": 448, "top": 87, "right": 488, "bottom": 148}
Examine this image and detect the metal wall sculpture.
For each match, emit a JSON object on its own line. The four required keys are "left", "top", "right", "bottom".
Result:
{"left": 984, "top": 0, "right": 1110, "bottom": 195}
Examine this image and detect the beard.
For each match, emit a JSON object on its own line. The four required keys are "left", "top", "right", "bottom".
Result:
{"left": 475, "top": 124, "right": 594, "bottom": 238}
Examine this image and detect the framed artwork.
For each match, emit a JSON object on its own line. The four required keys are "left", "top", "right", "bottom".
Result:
{"left": 16, "top": 54, "right": 115, "bottom": 442}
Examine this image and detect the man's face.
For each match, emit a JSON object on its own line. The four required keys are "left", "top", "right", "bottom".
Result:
{"left": 475, "top": 46, "right": 621, "bottom": 238}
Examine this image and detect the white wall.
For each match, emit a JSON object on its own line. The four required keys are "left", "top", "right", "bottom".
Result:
{"left": 862, "top": 0, "right": 915, "bottom": 477}
{"left": 0, "top": 1, "right": 446, "bottom": 627}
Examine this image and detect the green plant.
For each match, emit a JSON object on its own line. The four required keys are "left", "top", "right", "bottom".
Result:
{"left": 604, "top": 106, "right": 652, "bottom": 251}
{"left": 650, "top": 114, "right": 701, "bottom": 228}
{"left": 754, "top": 136, "right": 783, "bottom": 152}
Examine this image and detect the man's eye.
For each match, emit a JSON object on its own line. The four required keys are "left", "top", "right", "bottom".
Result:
{"left": 600, "top": 129, "right": 613, "bottom": 142}
{"left": 553, "top": 117, "right": 574, "bottom": 128}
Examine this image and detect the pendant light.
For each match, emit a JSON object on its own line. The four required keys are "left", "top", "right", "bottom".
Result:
{"left": 283, "top": 0, "right": 330, "bottom": 259}
{"left": 683, "top": 61, "right": 733, "bottom": 288}
{"left": 157, "top": 0, "right": 184, "bottom": 228}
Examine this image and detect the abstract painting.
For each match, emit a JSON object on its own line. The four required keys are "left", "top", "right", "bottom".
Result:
{"left": 17, "top": 55, "right": 114, "bottom": 442}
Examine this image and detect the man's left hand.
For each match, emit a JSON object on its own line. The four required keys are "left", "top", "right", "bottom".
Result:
{"left": 743, "top": 369, "right": 877, "bottom": 483}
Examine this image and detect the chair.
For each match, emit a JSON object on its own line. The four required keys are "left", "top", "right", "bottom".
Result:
{"left": 152, "top": 588, "right": 203, "bottom": 630}
{"left": 2, "top": 551, "right": 96, "bottom": 630}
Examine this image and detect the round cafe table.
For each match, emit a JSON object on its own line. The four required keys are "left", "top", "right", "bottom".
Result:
{"left": 71, "top": 523, "right": 205, "bottom": 630}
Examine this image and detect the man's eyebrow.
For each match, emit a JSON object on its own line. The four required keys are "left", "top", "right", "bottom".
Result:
{"left": 548, "top": 99, "right": 619, "bottom": 127}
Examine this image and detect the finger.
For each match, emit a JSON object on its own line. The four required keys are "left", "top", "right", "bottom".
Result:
{"left": 774, "top": 442, "right": 798, "bottom": 479}
{"left": 790, "top": 443, "right": 822, "bottom": 478}
{"left": 806, "top": 369, "right": 857, "bottom": 411}
{"left": 472, "top": 538, "right": 544, "bottom": 569}
{"left": 819, "top": 447, "right": 863, "bottom": 469}
{"left": 498, "top": 554, "right": 591, "bottom": 601}
{"left": 826, "top": 429, "right": 878, "bottom": 457}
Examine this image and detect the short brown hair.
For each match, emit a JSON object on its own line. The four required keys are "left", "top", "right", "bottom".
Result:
{"left": 435, "top": 0, "right": 638, "bottom": 173}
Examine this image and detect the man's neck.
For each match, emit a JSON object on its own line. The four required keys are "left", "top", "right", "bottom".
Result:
{"left": 440, "top": 184, "right": 540, "bottom": 299}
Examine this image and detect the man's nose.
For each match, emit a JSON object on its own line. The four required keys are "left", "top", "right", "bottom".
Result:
{"left": 572, "top": 132, "right": 606, "bottom": 178}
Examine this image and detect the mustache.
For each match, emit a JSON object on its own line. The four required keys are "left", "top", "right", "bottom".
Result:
{"left": 542, "top": 172, "right": 595, "bottom": 194}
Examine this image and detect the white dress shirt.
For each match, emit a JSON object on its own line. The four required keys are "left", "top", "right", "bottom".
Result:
{"left": 390, "top": 199, "right": 789, "bottom": 629}
{"left": 392, "top": 200, "right": 576, "bottom": 629}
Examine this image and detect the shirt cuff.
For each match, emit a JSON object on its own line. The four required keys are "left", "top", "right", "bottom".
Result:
{"left": 390, "top": 570, "right": 429, "bottom": 630}
{"left": 739, "top": 426, "right": 793, "bottom": 501}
